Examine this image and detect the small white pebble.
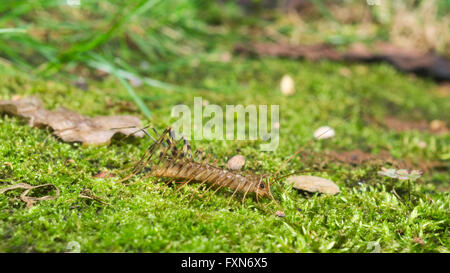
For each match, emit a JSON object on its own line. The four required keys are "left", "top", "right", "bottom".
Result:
{"left": 275, "top": 210, "right": 286, "bottom": 217}
{"left": 417, "top": 141, "right": 427, "bottom": 149}
{"left": 280, "top": 75, "right": 295, "bottom": 95}
{"left": 219, "top": 52, "right": 232, "bottom": 62}
{"left": 430, "top": 120, "right": 446, "bottom": 131}
{"left": 314, "top": 126, "right": 335, "bottom": 140}
{"left": 227, "top": 155, "right": 246, "bottom": 171}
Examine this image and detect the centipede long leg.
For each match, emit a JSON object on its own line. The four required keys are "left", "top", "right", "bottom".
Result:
{"left": 205, "top": 177, "right": 235, "bottom": 203}
{"left": 227, "top": 183, "right": 244, "bottom": 205}
{"left": 241, "top": 180, "right": 256, "bottom": 204}
{"left": 187, "top": 169, "right": 223, "bottom": 201}
{"left": 123, "top": 125, "right": 274, "bottom": 204}
{"left": 174, "top": 165, "right": 209, "bottom": 194}
{"left": 198, "top": 173, "right": 230, "bottom": 199}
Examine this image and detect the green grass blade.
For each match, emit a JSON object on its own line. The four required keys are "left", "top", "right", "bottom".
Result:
{"left": 116, "top": 74, "right": 152, "bottom": 119}
{"left": 84, "top": 55, "right": 152, "bottom": 119}
{"left": 0, "top": 28, "right": 26, "bottom": 34}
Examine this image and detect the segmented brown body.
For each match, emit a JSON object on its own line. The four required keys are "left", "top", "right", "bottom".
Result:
{"left": 122, "top": 127, "right": 271, "bottom": 201}
{"left": 152, "top": 160, "right": 270, "bottom": 198}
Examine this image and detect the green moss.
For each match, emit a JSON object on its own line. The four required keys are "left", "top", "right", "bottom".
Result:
{"left": 0, "top": 58, "right": 448, "bottom": 253}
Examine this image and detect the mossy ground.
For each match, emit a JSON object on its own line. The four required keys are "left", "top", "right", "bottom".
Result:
{"left": 0, "top": 57, "right": 449, "bottom": 252}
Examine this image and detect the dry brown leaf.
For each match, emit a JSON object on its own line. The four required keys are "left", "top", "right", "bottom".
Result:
{"left": 286, "top": 175, "right": 340, "bottom": 195}
{"left": 0, "top": 96, "right": 144, "bottom": 145}
{"left": 0, "top": 183, "right": 60, "bottom": 208}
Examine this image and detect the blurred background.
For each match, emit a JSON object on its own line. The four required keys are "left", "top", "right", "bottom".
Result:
{"left": 1, "top": 1, "right": 449, "bottom": 253}
{"left": 1, "top": 0, "right": 449, "bottom": 85}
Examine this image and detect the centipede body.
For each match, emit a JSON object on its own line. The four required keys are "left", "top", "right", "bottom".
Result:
{"left": 121, "top": 127, "right": 272, "bottom": 202}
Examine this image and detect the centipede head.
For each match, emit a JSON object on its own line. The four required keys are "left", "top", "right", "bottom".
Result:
{"left": 253, "top": 175, "right": 272, "bottom": 198}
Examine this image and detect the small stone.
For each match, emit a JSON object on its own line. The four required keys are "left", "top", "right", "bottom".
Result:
{"left": 417, "top": 141, "right": 427, "bottom": 149}
{"left": 74, "top": 76, "right": 88, "bottom": 90}
{"left": 412, "top": 237, "right": 424, "bottom": 245}
{"left": 429, "top": 120, "right": 446, "bottom": 132}
{"left": 275, "top": 210, "right": 286, "bottom": 217}
{"left": 287, "top": 175, "right": 340, "bottom": 195}
{"left": 93, "top": 170, "right": 115, "bottom": 179}
{"left": 227, "top": 155, "right": 246, "bottom": 171}
{"left": 66, "top": 159, "right": 76, "bottom": 165}
{"left": 314, "top": 126, "right": 335, "bottom": 139}
{"left": 280, "top": 75, "right": 295, "bottom": 95}
{"left": 219, "top": 52, "right": 232, "bottom": 63}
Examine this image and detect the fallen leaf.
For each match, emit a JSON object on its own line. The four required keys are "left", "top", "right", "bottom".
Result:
{"left": 0, "top": 96, "right": 144, "bottom": 145}
{"left": 429, "top": 120, "right": 447, "bottom": 132}
{"left": 378, "top": 168, "right": 422, "bottom": 181}
{"left": 0, "top": 183, "right": 59, "bottom": 208}
{"left": 286, "top": 175, "right": 340, "bottom": 195}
